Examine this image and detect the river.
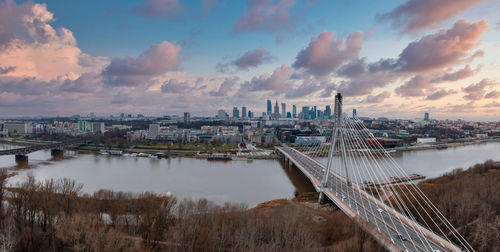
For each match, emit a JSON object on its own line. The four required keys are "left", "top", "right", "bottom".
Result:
{"left": 1, "top": 141, "right": 499, "bottom": 206}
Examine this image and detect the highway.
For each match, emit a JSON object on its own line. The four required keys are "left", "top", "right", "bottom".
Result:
{"left": 277, "top": 146, "right": 462, "bottom": 252}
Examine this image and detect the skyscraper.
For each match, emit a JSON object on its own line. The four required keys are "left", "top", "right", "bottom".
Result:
{"left": 183, "top": 112, "right": 190, "bottom": 124}
{"left": 267, "top": 99, "right": 272, "bottom": 115}
{"left": 287, "top": 112, "right": 291, "bottom": 118}
{"left": 325, "top": 105, "right": 331, "bottom": 118}
{"left": 242, "top": 106, "right": 247, "bottom": 118}
{"left": 424, "top": 112, "right": 429, "bottom": 121}
{"left": 233, "top": 107, "right": 239, "bottom": 118}
{"left": 274, "top": 100, "right": 280, "bottom": 119}
{"left": 353, "top": 108, "right": 357, "bottom": 118}
{"left": 292, "top": 105, "right": 296, "bottom": 118}
{"left": 281, "top": 103, "right": 286, "bottom": 118}
{"left": 302, "top": 106, "right": 309, "bottom": 120}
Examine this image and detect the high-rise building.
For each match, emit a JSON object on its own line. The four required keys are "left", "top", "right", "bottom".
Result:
{"left": 286, "top": 112, "right": 291, "bottom": 118}
{"left": 281, "top": 103, "right": 286, "bottom": 118}
{"left": 267, "top": 99, "right": 272, "bottom": 115}
{"left": 325, "top": 105, "right": 331, "bottom": 118}
{"left": 217, "top": 110, "right": 228, "bottom": 120}
{"left": 302, "top": 106, "right": 309, "bottom": 120}
{"left": 424, "top": 112, "right": 429, "bottom": 121}
{"left": 353, "top": 108, "right": 357, "bottom": 118}
{"left": 248, "top": 111, "right": 253, "bottom": 118}
{"left": 183, "top": 112, "right": 190, "bottom": 124}
{"left": 147, "top": 124, "right": 159, "bottom": 140}
{"left": 91, "top": 122, "right": 105, "bottom": 134}
{"left": 274, "top": 100, "right": 280, "bottom": 119}
{"left": 77, "top": 120, "right": 87, "bottom": 132}
{"left": 233, "top": 107, "right": 239, "bottom": 118}
{"left": 292, "top": 105, "right": 297, "bottom": 118}
{"left": 313, "top": 106, "right": 317, "bottom": 119}
{"left": 242, "top": 107, "right": 247, "bottom": 118}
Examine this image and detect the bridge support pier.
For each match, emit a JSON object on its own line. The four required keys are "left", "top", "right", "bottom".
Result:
{"left": 51, "top": 149, "right": 63, "bottom": 156}
{"left": 15, "top": 154, "right": 28, "bottom": 164}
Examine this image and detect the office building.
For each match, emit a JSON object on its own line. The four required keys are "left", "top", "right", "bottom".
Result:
{"left": 147, "top": 124, "right": 160, "bottom": 140}
{"left": 325, "top": 105, "right": 331, "bottom": 118}
{"left": 281, "top": 103, "right": 286, "bottom": 118}
{"left": 91, "top": 122, "right": 105, "bottom": 134}
{"left": 292, "top": 105, "right": 297, "bottom": 118}
{"left": 233, "top": 107, "right": 239, "bottom": 118}
{"left": 242, "top": 106, "right": 247, "bottom": 118}
{"left": 353, "top": 108, "right": 357, "bottom": 118}
{"left": 267, "top": 99, "right": 272, "bottom": 115}
{"left": 183, "top": 112, "right": 190, "bottom": 124}
{"left": 217, "top": 110, "right": 228, "bottom": 120}
{"left": 274, "top": 100, "right": 280, "bottom": 119}
{"left": 302, "top": 106, "right": 309, "bottom": 120}
{"left": 4, "top": 122, "right": 28, "bottom": 134}
{"left": 287, "top": 112, "right": 291, "bottom": 118}
{"left": 424, "top": 112, "right": 429, "bottom": 121}
{"left": 77, "top": 120, "right": 87, "bottom": 132}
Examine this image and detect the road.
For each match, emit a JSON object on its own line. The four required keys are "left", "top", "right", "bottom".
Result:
{"left": 277, "top": 146, "right": 462, "bottom": 252}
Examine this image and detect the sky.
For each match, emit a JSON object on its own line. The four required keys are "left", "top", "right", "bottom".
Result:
{"left": 0, "top": 0, "right": 499, "bottom": 121}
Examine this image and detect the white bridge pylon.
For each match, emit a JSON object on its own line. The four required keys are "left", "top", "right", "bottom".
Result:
{"left": 277, "top": 93, "right": 474, "bottom": 252}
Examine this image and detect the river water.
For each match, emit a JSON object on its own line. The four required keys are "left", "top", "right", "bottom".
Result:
{"left": 1, "top": 141, "right": 499, "bottom": 206}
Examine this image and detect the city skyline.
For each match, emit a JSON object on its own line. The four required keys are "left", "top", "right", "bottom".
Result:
{"left": 0, "top": 0, "right": 499, "bottom": 120}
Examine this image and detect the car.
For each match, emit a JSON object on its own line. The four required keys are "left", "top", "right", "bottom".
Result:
{"left": 377, "top": 208, "right": 384, "bottom": 213}
{"left": 397, "top": 234, "right": 407, "bottom": 241}
{"left": 432, "top": 250, "right": 441, "bottom": 252}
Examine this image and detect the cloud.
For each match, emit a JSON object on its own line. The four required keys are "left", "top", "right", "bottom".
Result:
{"left": 485, "top": 90, "right": 500, "bottom": 99}
{"left": 364, "top": 91, "right": 391, "bottom": 103}
{"left": 133, "top": 0, "right": 185, "bottom": 19}
{"left": 430, "top": 64, "right": 481, "bottom": 83}
{"left": 233, "top": 0, "right": 295, "bottom": 33}
{"left": 483, "top": 102, "right": 500, "bottom": 108}
{"left": 233, "top": 46, "right": 273, "bottom": 70}
{"left": 209, "top": 77, "right": 239, "bottom": 96}
{"left": 239, "top": 64, "right": 292, "bottom": 93}
{"left": 217, "top": 46, "right": 273, "bottom": 73}
{"left": 102, "top": 41, "right": 181, "bottom": 86}
{"left": 161, "top": 79, "right": 190, "bottom": 93}
{"left": 395, "top": 75, "right": 432, "bottom": 97}
{"left": 462, "top": 78, "right": 496, "bottom": 100}
{"left": 60, "top": 72, "right": 103, "bottom": 93}
{"left": 285, "top": 80, "right": 324, "bottom": 99}
{"left": 0, "top": 66, "right": 15, "bottom": 74}
{"left": 425, "top": 89, "right": 457, "bottom": 100}
{"left": 396, "top": 19, "right": 488, "bottom": 72}
{"left": 293, "top": 31, "right": 363, "bottom": 78}
{"left": 0, "top": 0, "right": 108, "bottom": 81}
{"left": 378, "top": 0, "right": 484, "bottom": 34}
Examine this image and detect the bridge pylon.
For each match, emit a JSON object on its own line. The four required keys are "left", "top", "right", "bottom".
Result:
{"left": 319, "top": 93, "right": 350, "bottom": 204}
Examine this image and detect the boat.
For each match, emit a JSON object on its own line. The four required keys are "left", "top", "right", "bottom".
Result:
{"left": 231, "top": 157, "right": 253, "bottom": 161}
{"left": 207, "top": 154, "right": 231, "bottom": 161}
{"left": 436, "top": 145, "right": 448, "bottom": 150}
{"left": 108, "top": 150, "right": 123, "bottom": 155}
{"left": 99, "top": 150, "right": 109, "bottom": 155}
{"left": 136, "top": 153, "right": 149, "bottom": 157}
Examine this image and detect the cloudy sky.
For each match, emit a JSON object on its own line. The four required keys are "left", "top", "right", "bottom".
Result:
{"left": 0, "top": 0, "right": 499, "bottom": 120}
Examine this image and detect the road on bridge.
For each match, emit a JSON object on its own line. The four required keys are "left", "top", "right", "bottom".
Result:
{"left": 277, "top": 146, "right": 461, "bottom": 252}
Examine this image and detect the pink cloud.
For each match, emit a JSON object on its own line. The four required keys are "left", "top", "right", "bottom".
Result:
{"left": 233, "top": 0, "right": 295, "bottom": 33}
{"left": 378, "top": 0, "right": 485, "bottom": 33}
{"left": 133, "top": 0, "right": 185, "bottom": 19}
{"left": 430, "top": 64, "right": 481, "bottom": 83}
{"left": 102, "top": 41, "right": 181, "bottom": 86}
{"left": 396, "top": 19, "right": 488, "bottom": 72}
{"left": 233, "top": 46, "right": 273, "bottom": 70}
{"left": 293, "top": 31, "right": 363, "bottom": 78}
{"left": 395, "top": 75, "right": 432, "bottom": 97}
{"left": 239, "top": 64, "right": 292, "bottom": 93}
{"left": 425, "top": 89, "right": 457, "bottom": 100}
{"left": 161, "top": 79, "right": 190, "bottom": 93}
{"left": 209, "top": 77, "right": 239, "bottom": 96}
{"left": 485, "top": 90, "right": 500, "bottom": 99}
{"left": 462, "top": 78, "right": 496, "bottom": 100}
{"left": 365, "top": 91, "right": 391, "bottom": 103}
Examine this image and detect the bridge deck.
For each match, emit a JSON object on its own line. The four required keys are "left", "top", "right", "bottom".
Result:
{"left": 0, "top": 140, "right": 88, "bottom": 156}
{"left": 277, "top": 146, "right": 462, "bottom": 252}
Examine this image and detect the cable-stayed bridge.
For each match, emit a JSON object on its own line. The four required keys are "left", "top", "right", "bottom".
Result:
{"left": 276, "top": 94, "right": 473, "bottom": 252}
